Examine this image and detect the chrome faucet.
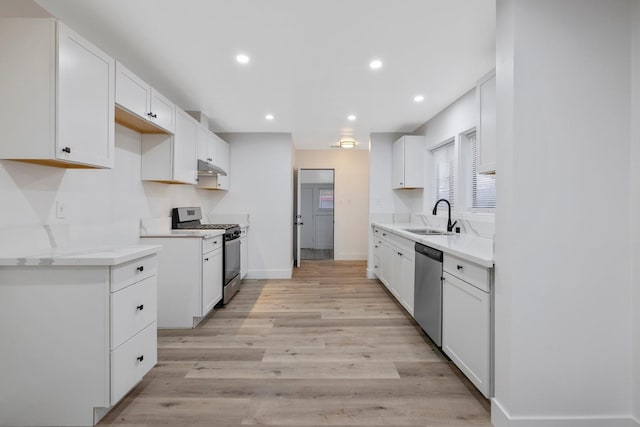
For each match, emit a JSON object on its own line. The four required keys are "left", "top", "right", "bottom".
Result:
{"left": 432, "top": 199, "right": 457, "bottom": 232}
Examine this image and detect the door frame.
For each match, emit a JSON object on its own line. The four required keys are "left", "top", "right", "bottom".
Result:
{"left": 293, "top": 168, "right": 335, "bottom": 266}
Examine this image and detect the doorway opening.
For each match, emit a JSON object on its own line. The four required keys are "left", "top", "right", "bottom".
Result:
{"left": 294, "top": 169, "right": 335, "bottom": 266}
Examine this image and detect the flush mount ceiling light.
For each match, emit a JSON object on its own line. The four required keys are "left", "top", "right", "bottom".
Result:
{"left": 265, "top": 114, "right": 274, "bottom": 121}
{"left": 236, "top": 53, "right": 250, "bottom": 64}
{"left": 338, "top": 137, "right": 357, "bottom": 149}
{"left": 414, "top": 94, "right": 425, "bottom": 102}
{"left": 369, "top": 59, "right": 383, "bottom": 70}
{"left": 347, "top": 114, "right": 356, "bottom": 121}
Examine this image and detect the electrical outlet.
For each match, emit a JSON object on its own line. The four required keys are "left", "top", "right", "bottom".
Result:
{"left": 55, "top": 201, "right": 65, "bottom": 219}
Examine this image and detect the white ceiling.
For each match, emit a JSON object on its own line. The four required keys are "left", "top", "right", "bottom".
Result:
{"left": 11, "top": 0, "right": 495, "bottom": 150}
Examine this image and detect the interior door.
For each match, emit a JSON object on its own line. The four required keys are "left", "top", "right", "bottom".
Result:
{"left": 294, "top": 169, "right": 302, "bottom": 267}
{"left": 300, "top": 187, "right": 314, "bottom": 248}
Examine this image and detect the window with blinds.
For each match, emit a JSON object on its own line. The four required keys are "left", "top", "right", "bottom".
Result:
{"left": 432, "top": 141, "right": 455, "bottom": 209}
{"left": 469, "top": 132, "right": 496, "bottom": 209}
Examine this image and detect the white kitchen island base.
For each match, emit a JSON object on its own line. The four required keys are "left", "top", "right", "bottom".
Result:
{"left": 0, "top": 246, "right": 160, "bottom": 426}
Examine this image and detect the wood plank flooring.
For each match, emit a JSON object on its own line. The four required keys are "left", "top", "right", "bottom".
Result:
{"left": 98, "top": 260, "right": 490, "bottom": 426}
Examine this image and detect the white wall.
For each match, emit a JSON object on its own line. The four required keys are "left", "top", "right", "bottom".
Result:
{"left": 493, "top": 1, "right": 633, "bottom": 425}
{"left": 632, "top": 1, "right": 640, "bottom": 422}
{"left": 210, "top": 133, "right": 294, "bottom": 279}
{"left": 295, "top": 149, "right": 368, "bottom": 260}
{"left": 413, "top": 88, "right": 476, "bottom": 211}
{"left": 0, "top": 124, "right": 212, "bottom": 255}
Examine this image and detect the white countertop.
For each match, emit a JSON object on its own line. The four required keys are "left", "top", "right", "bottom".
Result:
{"left": 0, "top": 244, "right": 162, "bottom": 267}
{"left": 140, "top": 229, "right": 225, "bottom": 239}
{"left": 372, "top": 222, "right": 494, "bottom": 267}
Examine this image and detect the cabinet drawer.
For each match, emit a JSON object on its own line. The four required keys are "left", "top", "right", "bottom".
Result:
{"left": 111, "top": 276, "right": 157, "bottom": 350}
{"left": 111, "top": 322, "right": 157, "bottom": 404}
{"left": 443, "top": 254, "right": 491, "bottom": 292}
{"left": 202, "top": 236, "right": 223, "bottom": 254}
{"left": 388, "top": 234, "right": 414, "bottom": 260}
{"left": 111, "top": 254, "right": 157, "bottom": 292}
{"left": 378, "top": 229, "right": 390, "bottom": 240}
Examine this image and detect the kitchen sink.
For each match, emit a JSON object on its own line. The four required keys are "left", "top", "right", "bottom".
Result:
{"left": 403, "top": 228, "right": 453, "bottom": 236}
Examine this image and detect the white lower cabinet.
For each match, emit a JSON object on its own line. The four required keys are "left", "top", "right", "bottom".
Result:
{"left": 379, "top": 240, "right": 395, "bottom": 293}
{"left": 240, "top": 227, "right": 249, "bottom": 278}
{"left": 372, "top": 226, "right": 493, "bottom": 397}
{"left": 442, "top": 255, "right": 492, "bottom": 397}
{"left": 0, "top": 251, "right": 158, "bottom": 426}
{"left": 202, "top": 244, "right": 223, "bottom": 315}
{"left": 398, "top": 252, "right": 415, "bottom": 316}
{"left": 141, "top": 235, "right": 223, "bottom": 328}
{"left": 373, "top": 227, "right": 414, "bottom": 315}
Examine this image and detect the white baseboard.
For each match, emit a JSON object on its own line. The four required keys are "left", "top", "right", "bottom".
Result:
{"left": 366, "top": 268, "right": 377, "bottom": 279}
{"left": 492, "top": 399, "right": 637, "bottom": 427}
{"left": 245, "top": 268, "right": 292, "bottom": 280}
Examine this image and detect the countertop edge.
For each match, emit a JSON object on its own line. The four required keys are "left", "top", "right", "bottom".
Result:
{"left": 0, "top": 244, "right": 162, "bottom": 267}
{"left": 140, "top": 230, "right": 225, "bottom": 239}
{"left": 372, "top": 222, "right": 494, "bottom": 267}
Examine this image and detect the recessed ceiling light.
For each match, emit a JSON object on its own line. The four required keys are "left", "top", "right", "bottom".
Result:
{"left": 369, "top": 59, "right": 383, "bottom": 70}
{"left": 265, "top": 114, "right": 274, "bottom": 121}
{"left": 347, "top": 115, "right": 356, "bottom": 121}
{"left": 414, "top": 95, "right": 425, "bottom": 102}
{"left": 236, "top": 53, "right": 250, "bottom": 64}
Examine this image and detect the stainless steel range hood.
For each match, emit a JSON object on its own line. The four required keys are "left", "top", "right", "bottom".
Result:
{"left": 197, "top": 159, "right": 227, "bottom": 176}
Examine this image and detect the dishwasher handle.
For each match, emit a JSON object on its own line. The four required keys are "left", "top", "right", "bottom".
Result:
{"left": 415, "top": 243, "right": 443, "bottom": 262}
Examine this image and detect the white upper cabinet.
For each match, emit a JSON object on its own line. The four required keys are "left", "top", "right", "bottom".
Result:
{"left": 0, "top": 18, "right": 114, "bottom": 169}
{"left": 115, "top": 62, "right": 150, "bottom": 120}
{"left": 197, "top": 133, "right": 230, "bottom": 190}
{"left": 392, "top": 135, "right": 424, "bottom": 189}
{"left": 214, "top": 135, "right": 230, "bottom": 190}
{"left": 149, "top": 89, "right": 175, "bottom": 133}
{"left": 197, "top": 126, "right": 213, "bottom": 163}
{"left": 115, "top": 62, "right": 175, "bottom": 134}
{"left": 141, "top": 108, "right": 197, "bottom": 184}
{"left": 477, "top": 70, "right": 496, "bottom": 174}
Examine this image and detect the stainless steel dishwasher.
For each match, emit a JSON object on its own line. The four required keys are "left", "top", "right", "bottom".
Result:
{"left": 414, "top": 242, "right": 444, "bottom": 347}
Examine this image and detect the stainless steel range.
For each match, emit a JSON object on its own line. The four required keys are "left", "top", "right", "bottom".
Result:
{"left": 172, "top": 207, "right": 241, "bottom": 305}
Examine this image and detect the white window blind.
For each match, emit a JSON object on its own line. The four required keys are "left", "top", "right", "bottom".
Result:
{"left": 432, "top": 142, "right": 455, "bottom": 208}
{"left": 470, "top": 132, "right": 496, "bottom": 209}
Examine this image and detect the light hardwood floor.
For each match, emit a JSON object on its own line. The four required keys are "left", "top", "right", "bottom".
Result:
{"left": 99, "top": 260, "right": 491, "bottom": 426}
